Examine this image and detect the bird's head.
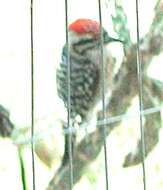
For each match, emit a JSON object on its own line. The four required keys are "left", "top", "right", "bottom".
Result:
{"left": 68, "top": 19, "right": 122, "bottom": 47}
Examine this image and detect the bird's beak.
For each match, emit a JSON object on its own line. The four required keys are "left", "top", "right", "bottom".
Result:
{"left": 103, "top": 35, "right": 124, "bottom": 44}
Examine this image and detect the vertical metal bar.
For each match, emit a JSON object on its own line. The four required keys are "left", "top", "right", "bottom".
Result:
{"left": 30, "top": 0, "right": 36, "bottom": 189}
{"left": 98, "top": 0, "right": 109, "bottom": 189}
{"left": 65, "top": 0, "right": 74, "bottom": 189}
{"left": 135, "top": 0, "right": 147, "bottom": 189}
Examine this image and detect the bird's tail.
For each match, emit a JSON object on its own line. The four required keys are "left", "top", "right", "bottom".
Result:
{"left": 61, "top": 124, "right": 76, "bottom": 166}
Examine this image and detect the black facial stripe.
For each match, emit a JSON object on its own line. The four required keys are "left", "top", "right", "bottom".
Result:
{"left": 73, "top": 39, "right": 98, "bottom": 55}
{"left": 73, "top": 38, "right": 96, "bottom": 46}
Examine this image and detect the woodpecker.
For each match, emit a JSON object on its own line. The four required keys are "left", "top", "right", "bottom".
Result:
{"left": 56, "top": 18, "right": 122, "bottom": 165}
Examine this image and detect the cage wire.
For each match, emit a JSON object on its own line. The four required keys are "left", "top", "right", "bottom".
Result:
{"left": 135, "top": 0, "right": 146, "bottom": 189}
{"left": 14, "top": 104, "right": 163, "bottom": 146}
{"left": 64, "top": 0, "right": 74, "bottom": 188}
{"left": 27, "top": 0, "right": 163, "bottom": 189}
{"left": 98, "top": 0, "right": 109, "bottom": 189}
{"left": 30, "top": 0, "right": 36, "bottom": 189}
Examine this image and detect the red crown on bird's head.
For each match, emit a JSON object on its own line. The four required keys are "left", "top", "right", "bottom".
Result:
{"left": 69, "top": 19, "right": 100, "bottom": 36}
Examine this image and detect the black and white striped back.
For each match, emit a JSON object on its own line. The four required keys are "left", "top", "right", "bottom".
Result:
{"left": 56, "top": 43, "right": 100, "bottom": 123}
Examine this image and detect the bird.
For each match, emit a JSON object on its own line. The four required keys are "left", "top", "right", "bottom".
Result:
{"left": 56, "top": 18, "right": 122, "bottom": 165}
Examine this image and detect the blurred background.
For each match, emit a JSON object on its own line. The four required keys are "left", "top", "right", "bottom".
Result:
{"left": 0, "top": 0, "right": 162, "bottom": 189}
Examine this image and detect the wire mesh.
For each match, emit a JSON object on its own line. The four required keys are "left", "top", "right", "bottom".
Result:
{"left": 30, "top": 1, "right": 160, "bottom": 188}
{"left": 27, "top": 0, "right": 163, "bottom": 189}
